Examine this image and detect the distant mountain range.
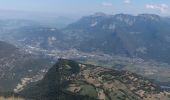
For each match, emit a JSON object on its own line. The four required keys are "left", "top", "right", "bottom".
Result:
{"left": 62, "top": 13, "right": 170, "bottom": 63}
{"left": 0, "top": 13, "right": 170, "bottom": 93}
{"left": 1, "top": 13, "right": 170, "bottom": 63}
{"left": 0, "top": 13, "right": 170, "bottom": 100}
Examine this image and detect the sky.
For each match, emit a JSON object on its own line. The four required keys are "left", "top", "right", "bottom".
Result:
{"left": 0, "top": 0, "right": 169, "bottom": 18}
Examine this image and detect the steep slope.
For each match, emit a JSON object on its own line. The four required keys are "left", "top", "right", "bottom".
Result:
{"left": 0, "top": 41, "right": 53, "bottom": 92}
{"left": 20, "top": 59, "right": 170, "bottom": 100}
{"left": 20, "top": 59, "right": 96, "bottom": 100}
{"left": 0, "top": 41, "right": 18, "bottom": 57}
{"left": 63, "top": 13, "right": 170, "bottom": 63}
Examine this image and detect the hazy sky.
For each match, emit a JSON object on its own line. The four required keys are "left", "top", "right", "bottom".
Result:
{"left": 0, "top": 0, "right": 170, "bottom": 17}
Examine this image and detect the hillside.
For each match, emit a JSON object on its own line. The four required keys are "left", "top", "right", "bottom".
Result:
{"left": 20, "top": 59, "right": 170, "bottom": 100}
{"left": 0, "top": 41, "right": 18, "bottom": 57}
{"left": 0, "top": 41, "right": 53, "bottom": 92}
{"left": 0, "top": 20, "right": 65, "bottom": 50}
{"left": 62, "top": 13, "right": 170, "bottom": 63}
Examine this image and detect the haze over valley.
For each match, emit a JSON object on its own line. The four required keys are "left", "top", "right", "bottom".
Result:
{"left": 0, "top": 0, "right": 170, "bottom": 100}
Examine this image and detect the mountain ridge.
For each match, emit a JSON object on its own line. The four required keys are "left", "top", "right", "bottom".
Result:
{"left": 62, "top": 13, "right": 170, "bottom": 63}
{"left": 20, "top": 59, "right": 170, "bottom": 100}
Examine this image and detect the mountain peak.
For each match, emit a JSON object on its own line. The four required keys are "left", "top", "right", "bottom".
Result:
{"left": 20, "top": 59, "right": 170, "bottom": 100}
{"left": 91, "top": 12, "right": 112, "bottom": 18}
{"left": 114, "top": 13, "right": 134, "bottom": 17}
{"left": 93, "top": 12, "right": 106, "bottom": 16}
{"left": 138, "top": 14, "right": 161, "bottom": 21}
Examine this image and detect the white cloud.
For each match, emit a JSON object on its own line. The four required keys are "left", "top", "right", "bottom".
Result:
{"left": 124, "top": 0, "right": 131, "bottom": 4}
{"left": 146, "top": 4, "right": 169, "bottom": 13}
{"left": 102, "top": 2, "right": 113, "bottom": 7}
